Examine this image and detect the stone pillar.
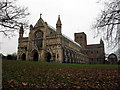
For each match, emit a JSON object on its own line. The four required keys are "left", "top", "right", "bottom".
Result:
{"left": 57, "top": 48, "right": 63, "bottom": 63}
{"left": 26, "top": 51, "right": 29, "bottom": 61}
{"left": 38, "top": 51, "right": 41, "bottom": 61}
{"left": 17, "top": 54, "right": 20, "bottom": 60}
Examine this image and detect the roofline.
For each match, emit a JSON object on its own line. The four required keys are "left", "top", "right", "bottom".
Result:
{"left": 87, "top": 44, "right": 101, "bottom": 46}
{"left": 74, "top": 32, "right": 86, "bottom": 35}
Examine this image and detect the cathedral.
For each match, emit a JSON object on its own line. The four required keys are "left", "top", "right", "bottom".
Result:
{"left": 17, "top": 15, "right": 105, "bottom": 64}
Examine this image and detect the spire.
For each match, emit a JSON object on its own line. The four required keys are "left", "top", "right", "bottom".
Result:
{"left": 56, "top": 15, "right": 62, "bottom": 27}
{"left": 56, "top": 15, "right": 62, "bottom": 35}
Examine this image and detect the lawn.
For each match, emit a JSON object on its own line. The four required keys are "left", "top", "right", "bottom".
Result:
{"left": 2, "top": 60, "right": 120, "bottom": 89}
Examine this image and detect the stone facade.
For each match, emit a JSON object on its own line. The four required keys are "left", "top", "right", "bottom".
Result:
{"left": 17, "top": 15, "right": 104, "bottom": 64}
{"left": 75, "top": 32, "right": 105, "bottom": 64}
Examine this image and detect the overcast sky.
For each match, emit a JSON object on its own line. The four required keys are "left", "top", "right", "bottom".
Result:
{"left": 0, "top": 0, "right": 114, "bottom": 55}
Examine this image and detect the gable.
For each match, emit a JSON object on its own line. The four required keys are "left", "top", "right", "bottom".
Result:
{"left": 34, "top": 18, "right": 45, "bottom": 28}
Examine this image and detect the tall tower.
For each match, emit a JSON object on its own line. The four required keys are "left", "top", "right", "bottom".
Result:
{"left": 56, "top": 15, "right": 62, "bottom": 35}
{"left": 74, "top": 32, "right": 87, "bottom": 48}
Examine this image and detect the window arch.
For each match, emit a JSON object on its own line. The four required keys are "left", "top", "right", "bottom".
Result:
{"left": 34, "top": 31, "right": 43, "bottom": 50}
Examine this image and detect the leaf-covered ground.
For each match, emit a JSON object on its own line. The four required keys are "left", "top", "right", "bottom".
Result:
{"left": 2, "top": 60, "right": 120, "bottom": 89}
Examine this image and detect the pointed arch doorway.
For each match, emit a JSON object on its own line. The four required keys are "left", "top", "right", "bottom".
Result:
{"left": 21, "top": 53, "right": 26, "bottom": 61}
{"left": 32, "top": 50, "right": 38, "bottom": 61}
{"left": 33, "top": 52, "right": 38, "bottom": 61}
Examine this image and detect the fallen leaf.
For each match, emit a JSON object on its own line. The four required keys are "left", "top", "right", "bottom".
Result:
{"left": 22, "top": 82, "right": 28, "bottom": 86}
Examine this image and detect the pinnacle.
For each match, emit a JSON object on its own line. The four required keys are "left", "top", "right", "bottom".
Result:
{"left": 56, "top": 15, "right": 61, "bottom": 25}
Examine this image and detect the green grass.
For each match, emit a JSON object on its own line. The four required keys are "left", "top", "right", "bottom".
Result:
{"left": 3, "top": 60, "right": 119, "bottom": 68}
{"left": 2, "top": 60, "right": 120, "bottom": 89}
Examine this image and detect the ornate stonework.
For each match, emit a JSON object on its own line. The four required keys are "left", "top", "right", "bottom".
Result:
{"left": 17, "top": 15, "right": 104, "bottom": 64}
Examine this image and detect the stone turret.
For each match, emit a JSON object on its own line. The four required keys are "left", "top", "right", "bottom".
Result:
{"left": 28, "top": 24, "right": 33, "bottom": 40}
{"left": 100, "top": 38, "right": 104, "bottom": 57}
{"left": 56, "top": 15, "right": 62, "bottom": 35}
{"left": 29, "top": 24, "right": 33, "bottom": 38}
{"left": 100, "top": 38, "right": 104, "bottom": 45}
{"left": 19, "top": 25, "right": 24, "bottom": 38}
{"left": 30, "top": 24, "right": 33, "bottom": 31}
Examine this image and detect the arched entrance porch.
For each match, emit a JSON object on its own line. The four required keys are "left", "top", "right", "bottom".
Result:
{"left": 46, "top": 52, "right": 51, "bottom": 62}
{"left": 32, "top": 50, "right": 38, "bottom": 61}
{"left": 34, "top": 52, "right": 38, "bottom": 61}
{"left": 21, "top": 53, "right": 26, "bottom": 61}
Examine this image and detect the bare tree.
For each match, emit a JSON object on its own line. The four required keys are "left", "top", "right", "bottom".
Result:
{"left": 0, "top": 0, "right": 30, "bottom": 37}
{"left": 93, "top": 0, "right": 120, "bottom": 48}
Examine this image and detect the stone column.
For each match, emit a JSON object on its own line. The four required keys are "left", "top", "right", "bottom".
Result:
{"left": 26, "top": 51, "right": 29, "bottom": 61}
